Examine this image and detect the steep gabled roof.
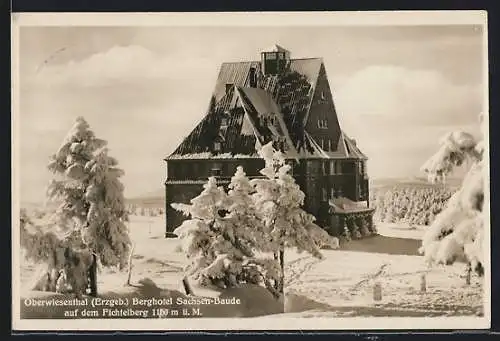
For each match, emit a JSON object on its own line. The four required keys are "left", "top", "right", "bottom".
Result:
{"left": 214, "top": 61, "right": 260, "bottom": 101}
{"left": 288, "top": 58, "right": 322, "bottom": 93}
{"left": 166, "top": 53, "right": 367, "bottom": 161}
{"left": 299, "top": 131, "right": 368, "bottom": 160}
{"left": 343, "top": 133, "right": 368, "bottom": 159}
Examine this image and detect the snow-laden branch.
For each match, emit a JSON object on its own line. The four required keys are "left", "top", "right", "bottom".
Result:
{"left": 419, "top": 126, "right": 485, "bottom": 275}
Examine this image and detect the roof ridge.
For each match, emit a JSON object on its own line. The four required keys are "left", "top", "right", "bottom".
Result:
{"left": 220, "top": 57, "right": 322, "bottom": 65}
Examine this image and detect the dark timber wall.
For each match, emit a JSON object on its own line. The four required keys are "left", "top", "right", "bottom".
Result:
{"left": 165, "top": 158, "right": 265, "bottom": 235}
{"left": 305, "top": 64, "right": 342, "bottom": 152}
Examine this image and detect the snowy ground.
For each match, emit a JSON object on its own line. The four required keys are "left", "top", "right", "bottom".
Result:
{"left": 19, "top": 214, "right": 283, "bottom": 318}
{"left": 19, "top": 215, "right": 484, "bottom": 318}
{"left": 21, "top": 215, "right": 188, "bottom": 296}
{"left": 283, "top": 222, "right": 484, "bottom": 317}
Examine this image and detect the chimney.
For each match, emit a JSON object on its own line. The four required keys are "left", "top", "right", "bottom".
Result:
{"left": 249, "top": 67, "right": 257, "bottom": 88}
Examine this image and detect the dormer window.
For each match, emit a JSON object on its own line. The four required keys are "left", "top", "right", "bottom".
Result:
{"left": 220, "top": 116, "right": 228, "bottom": 128}
{"left": 321, "top": 91, "right": 326, "bottom": 101}
{"left": 214, "top": 141, "right": 221, "bottom": 152}
{"left": 249, "top": 67, "right": 257, "bottom": 88}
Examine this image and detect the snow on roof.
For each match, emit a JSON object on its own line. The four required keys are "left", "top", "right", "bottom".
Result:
{"left": 238, "top": 87, "right": 281, "bottom": 117}
{"left": 289, "top": 58, "right": 323, "bottom": 89}
{"left": 261, "top": 44, "right": 289, "bottom": 53}
{"left": 299, "top": 131, "right": 367, "bottom": 160}
{"left": 236, "top": 86, "right": 299, "bottom": 158}
{"left": 166, "top": 55, "right": 369, "bottom": 162}
{"left": 165, "top": 152, "right": 261, "bottom": 160}
{"left": 328, "top": 197, "right": 373, "bottom": 214}
{"left": 342, "top": 132, "right": 368, "bottom": 160}
{"left": 300, "top": 132, "right": 330, "bottom": 158}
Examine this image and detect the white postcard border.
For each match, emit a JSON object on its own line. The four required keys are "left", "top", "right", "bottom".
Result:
{"left": 11, "top": 10, "right": 490, "bottom": 331}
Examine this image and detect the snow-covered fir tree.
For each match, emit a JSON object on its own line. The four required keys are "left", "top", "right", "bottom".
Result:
{"left": 82, "top": 147, "right": 131, "bottom": 268}
{"left": 419, "top": 118, "right": 485, "bottom": 276}
{"left": 225, "top": 166, "right": 281, "bottom": 295}
{"left": 250, "top": 142, "right": 338, "bottom": 294}
{"left": 46, "top": 116, "right": 131, "bottom": 268}
{"left": 172, "top": 172, "right": 281, "bottom": 297}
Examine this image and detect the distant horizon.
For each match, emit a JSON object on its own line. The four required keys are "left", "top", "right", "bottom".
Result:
{"left": 19, "top": 174, "right": 466, "bottom": 206}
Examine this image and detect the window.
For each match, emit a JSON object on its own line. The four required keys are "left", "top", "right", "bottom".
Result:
{"left": 329, "top": 160, "right": 336, "bottom": 175}
{"left": 220, "top": 117, "right": 228, "bottom": 127}
{"left": 327, "top": 139, "right": 332, "bottom": 151}
{"left": 317, "top": 119, "right": 328, "bottom": 129}
{"left": 321, "top": 91, "right": 326, "bottom": 101}
{"left": 211, "top": 162, "right": 222, "bottom": 176}
{"left": 265, "top": 52, "right": 277, "bottom": 60}
{"left": 330, "top": 187, "right": 335, "bottom": 199}
{"left": 320, "top": 139, "right": 325, "bottom": 150}
{"left": 337, "top": 186, "right": 343, "bottom": 197}
{"left": 214, "top": 142, "right": 221, "bottom": 152}
{"left": 322, "top": 188, "right": 328, "bottom": 202}
{"left": 322, "top": 161, "right": 327, "bottom": 175}
{"left": 336, "top": 161, "right": 342, "bottom": 174}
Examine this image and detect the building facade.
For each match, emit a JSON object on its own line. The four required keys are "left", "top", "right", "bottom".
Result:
{"left": 164, "top": 45, "right": 375, "bottom": 239}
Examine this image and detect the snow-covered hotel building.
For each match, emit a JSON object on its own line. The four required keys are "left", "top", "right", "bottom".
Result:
{"left": 164, "top": 45, "right": 376, "bottom": 239}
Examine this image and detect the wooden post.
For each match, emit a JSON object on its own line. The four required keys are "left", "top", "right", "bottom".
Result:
{"left": 182, "top": 276, "right": 194, "bottom": 296}
{"left": 420, "top": 273, "right": 427, "bottom": 293}
{"left": 373, "top": 281, "right": 382, "bottom": 301}
{"left": 466, "top": 264, "right": 472, "bottom": 285}
{"left": 343, "top": 216, "right": 351, "bottom": 241}
{"left": 126, "top": 243, "right": 135, "bottom": 286}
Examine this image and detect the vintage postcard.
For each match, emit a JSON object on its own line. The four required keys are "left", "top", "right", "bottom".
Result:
{"left": 11, "top": 11, "right": 490, "bottom": 331}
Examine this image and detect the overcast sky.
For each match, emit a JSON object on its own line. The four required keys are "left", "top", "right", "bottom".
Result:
{"left": 17, "top": 24, "right": 485, "bottom": 203}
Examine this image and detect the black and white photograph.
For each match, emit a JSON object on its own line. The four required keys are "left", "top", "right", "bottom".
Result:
{"left": 11, "top": 11, "right": 490, "bottom": 330}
